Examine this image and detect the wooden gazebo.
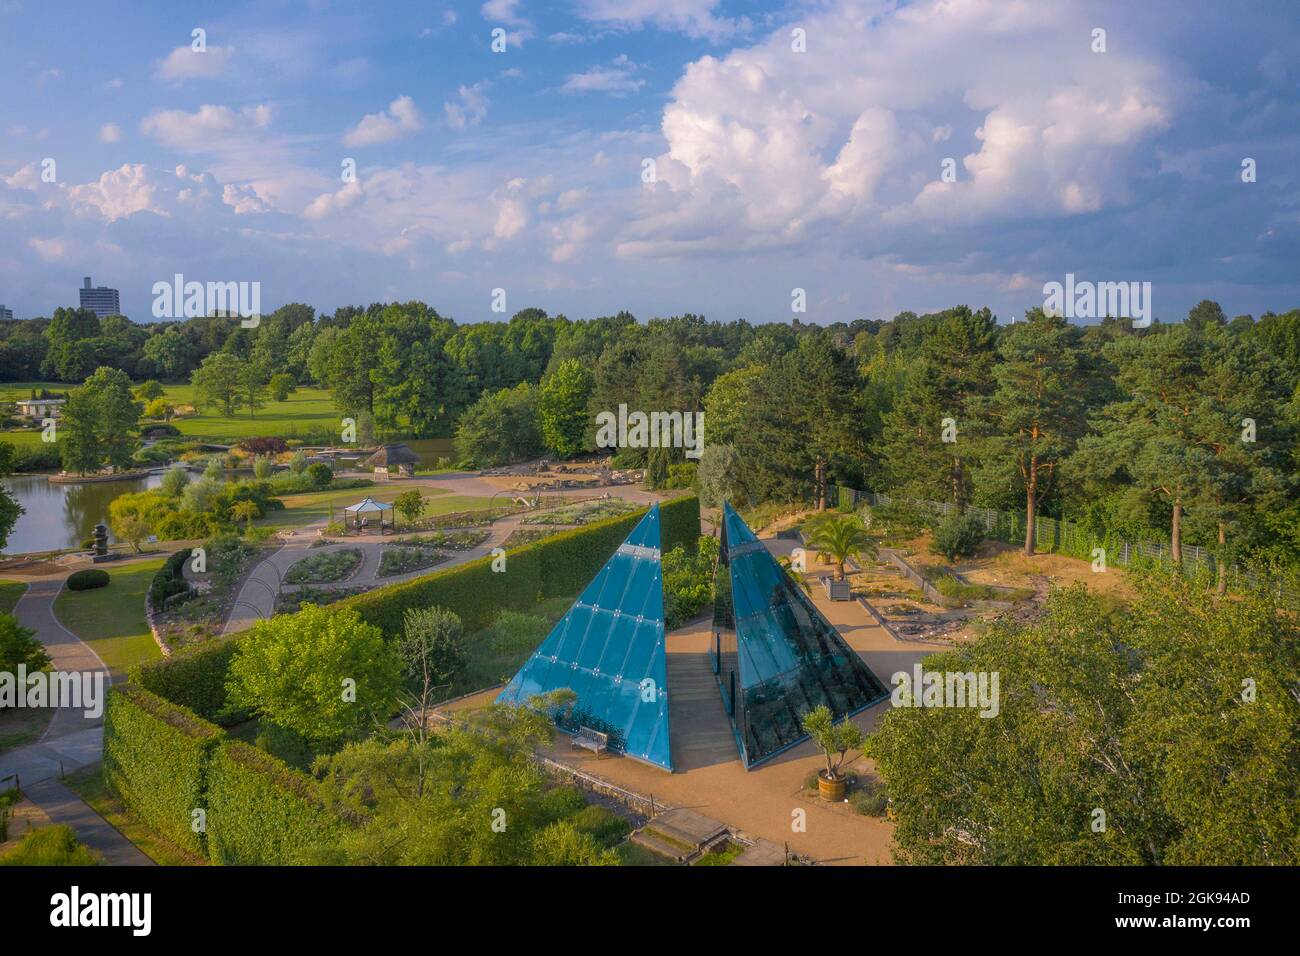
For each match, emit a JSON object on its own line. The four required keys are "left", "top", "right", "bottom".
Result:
{"left": 360, "top": 443, "right": 420, "bottom": 478}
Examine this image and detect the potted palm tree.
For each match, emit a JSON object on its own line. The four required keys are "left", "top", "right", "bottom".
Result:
{"left": 805, "top": 514, "right": 875, "bottom": 599}
{"left": 802, "top": 704, "right": 865, "bottom": 801}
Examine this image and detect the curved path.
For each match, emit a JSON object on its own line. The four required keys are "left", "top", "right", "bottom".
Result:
{"left": 0, "top": 575, "right": 112, "bottom": 788}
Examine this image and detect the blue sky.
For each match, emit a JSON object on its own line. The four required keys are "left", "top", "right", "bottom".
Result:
{"left": 2, "top": 0, "right": 1298, "bottom": 326}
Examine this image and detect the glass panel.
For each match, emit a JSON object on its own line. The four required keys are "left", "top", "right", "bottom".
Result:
{"left": 716, "top": 503, "right": 890, "bottom": 767}
{"left": 498, "top": 506, "right": 672, "bottom": 770}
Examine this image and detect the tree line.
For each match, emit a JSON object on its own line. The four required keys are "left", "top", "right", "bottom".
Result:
{"left": 4, "top": 298, "right": 1298, "bottom": 571}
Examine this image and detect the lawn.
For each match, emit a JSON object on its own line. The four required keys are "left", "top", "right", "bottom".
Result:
{"left": 0, "top": 381, "right": 339, "bottom": 444}
{"left": 0, "top": 578, "right": 26, "bottom": 614}
{"left": 262, "top": 487, "right": 487, "bottom": 529}
{"left": 155, "top": 384, "right": 340, "bottom": 441}
{"left": 0, "top": 705, "right": 51, "bottom": 753}
{"left": 53, "top": 558, "right": 164, "bottom": 678}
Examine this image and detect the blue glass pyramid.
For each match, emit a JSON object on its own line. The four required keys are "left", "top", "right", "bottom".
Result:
{"left": 497, "top": 505, "right": 671, "bottom": 770}
{"left": 712, "top": 503, "right": 889, "bottom": 768}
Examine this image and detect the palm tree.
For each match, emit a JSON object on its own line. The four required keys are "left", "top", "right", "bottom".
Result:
{"left": 778, "top": 554, "right": 812, "bottom": 594}
{"left": 804, "top": 514, "right": 876, "bottom": 581}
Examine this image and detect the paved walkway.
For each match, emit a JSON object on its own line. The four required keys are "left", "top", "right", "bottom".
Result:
{"left": 0, "top": 575, "right": 112, "bottom": 788}
{"left": 23, "top": 778, "right": 153, "bottom": 865}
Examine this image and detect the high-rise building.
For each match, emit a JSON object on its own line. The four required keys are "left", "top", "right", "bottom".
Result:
{"left": 78, "top": 276, "right": 120, "bottom": 318}
{"left": 0, "top": 305, "right": 13, "bottom": 322}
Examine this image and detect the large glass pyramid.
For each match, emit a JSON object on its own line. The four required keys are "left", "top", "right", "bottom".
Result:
{"left": 497, "top": 504, "right": 671, "bottom": 771}
{"left": 711, "top": 502, "right": 890, "bottom": 768}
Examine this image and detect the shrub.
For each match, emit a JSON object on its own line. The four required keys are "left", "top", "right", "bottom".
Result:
{"left": 238, "top": 436, "right": 290, "bottom": 456}
{"left": 0, "top": 613, "right": 50, "bottom": 680}
{"left": 305, "top": 461, "right": 333, "bottom": 489}
{"left": 665, "top": 461, "right": 698, "bottom": 490}
{"left": 378, "top": 547, "right": 444, "bottom": 577}
{"left": 568, "top": 804, "right": 632, "bottom": 848}
{"left": 149, "top": 547, "right": 193, "bottom": 610}
{"left": 851, "top": 776, "right": 890, "bottom": 816}
{"left": 662, "top": 535, "right": 719, "bottom": 629}
{"left": 160, "top": 465, "right": 190, "bottom": 497}
{"left": 206, "top": 741, "right": 347, "bottom": 865}
{"left": 11, "top": 443, "right": 61, "bottom": 473}
{"left": 930, "top": 510, "right": 986, "bottom": 562}
{"left": 66, "top": 569, "right": 110, "bottom": 591}
{"left": 0, "top": 825, "right": 100, "bottom": 866}
{"left": 102, "top": 685, "right": 225, "bottom": 856}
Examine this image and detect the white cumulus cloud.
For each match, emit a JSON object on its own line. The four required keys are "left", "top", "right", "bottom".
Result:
{"left": 343, "top": 95, "right": 424, "bottom": 147}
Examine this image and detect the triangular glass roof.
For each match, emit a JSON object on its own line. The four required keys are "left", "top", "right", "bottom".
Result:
{"left": 715, "top": 502, "right": 889, "bottom": 767}
{"left": 497, "top": 504, "right": 671, "bottom": 770}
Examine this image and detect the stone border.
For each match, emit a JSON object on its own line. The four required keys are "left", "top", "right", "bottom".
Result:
{"left": 142, "top": 591, "right": 174, "bottom": 658}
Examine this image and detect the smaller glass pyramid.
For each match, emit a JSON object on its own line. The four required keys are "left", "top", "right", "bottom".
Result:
{"left": 497, "top": 505, "right": 671, "bottom": 770}
{"left": 711, "top": 502, "right": 889, "bottom": 768}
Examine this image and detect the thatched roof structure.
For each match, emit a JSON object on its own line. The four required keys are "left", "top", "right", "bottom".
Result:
{"left": 360, "top": 443, "right": 420, "bottom": 468}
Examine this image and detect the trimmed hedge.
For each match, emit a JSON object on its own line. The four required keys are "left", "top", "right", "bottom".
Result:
{"left": 130, "top": 636, "right": 249, "bottom": 726}
{"left": 206, "top": 741, "right": 347, "bottom": 865}
{"left": 102, "top": 685, "right": 224, "bottom": 857}
{"left": 149, "top": 547, "right": 193, "bottom": 610}
{"left": 66, "top": 569, "right": 110, "bottom": 591}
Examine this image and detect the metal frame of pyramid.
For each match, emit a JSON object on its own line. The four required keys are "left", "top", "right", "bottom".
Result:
{"left": 497, "top": 504, "right": 672, "bottom": 771}
{"left": 710, "top": 502, "right": 890, "bottom": 769}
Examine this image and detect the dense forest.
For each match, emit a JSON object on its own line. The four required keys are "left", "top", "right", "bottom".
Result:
{"left": 3, "top": 299, "right": 1298, "bottom": 571}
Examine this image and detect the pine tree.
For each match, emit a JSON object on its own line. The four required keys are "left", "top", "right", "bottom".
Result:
{"left": 881, "top": 306, "right": 998, "bottom": 507}
{"left": 973, "top": 310, "right": 1090, "bottom": 555}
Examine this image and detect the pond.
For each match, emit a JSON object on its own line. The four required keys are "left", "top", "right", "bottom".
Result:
{"left": 403, "top": 438, "right": 455, "bottom": 467}
{"left": 2, "top": 472, "right": 164, "bottom": 555}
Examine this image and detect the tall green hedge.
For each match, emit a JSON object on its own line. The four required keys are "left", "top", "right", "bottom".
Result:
{"left": 130, "top": 635, "right": 248, "bottom": 725}
{"left": 102, "top": 685, "right": 224, "bottom": 857}
{"left": 659, "top": 493, "right": 701, "bottom": 555}
{"left": 205, "top": 741, "right": 347, "bottom": 865}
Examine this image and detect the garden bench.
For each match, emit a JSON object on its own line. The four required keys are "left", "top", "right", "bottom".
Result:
{"left": 572, "top": 726, "right": 609, "bottom": 757}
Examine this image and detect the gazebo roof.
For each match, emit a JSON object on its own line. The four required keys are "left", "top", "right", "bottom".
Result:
{"left": 343, "top": 496, "right": 393, "bottom": 514}
{"left": 360, "top": 443, "right": 421, "bottom": 467}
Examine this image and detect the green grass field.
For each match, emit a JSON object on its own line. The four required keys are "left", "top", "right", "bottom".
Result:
{"left": 1, "top": 381, "right": 340, "bottom": 444}
{"left": 53, "top": 558, "right": 164, "bottom": 678}
{"left": 0, "top": 579, "right": 27, "bottom": 614}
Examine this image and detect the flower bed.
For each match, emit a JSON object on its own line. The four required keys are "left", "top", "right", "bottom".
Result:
{"left": 389, "top": 529, "right": 489, "bottom": 551}
{"left": 378, "top": 547, "right": 447, "bottom": 578}
{"left": 521, "top": 498, "right": 640, "bottom": 526}
{"left": 284, "top": 548, "right": 363, "bottom": 584}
